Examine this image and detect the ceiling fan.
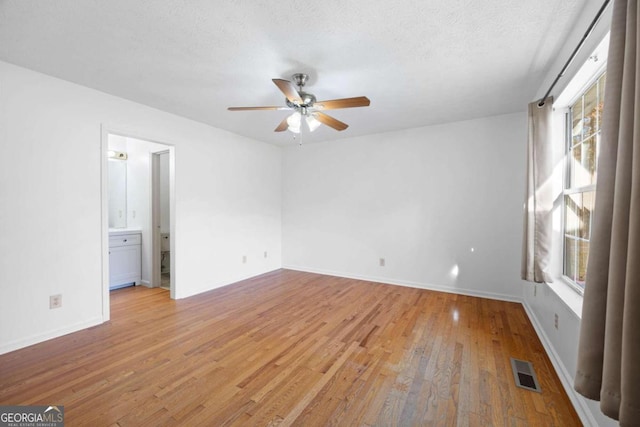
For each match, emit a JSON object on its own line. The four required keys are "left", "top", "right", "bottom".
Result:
{"left": 228, "top": 73, "right": 370, "bottom": 133}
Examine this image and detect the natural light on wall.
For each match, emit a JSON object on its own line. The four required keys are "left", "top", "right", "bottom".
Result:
{"left": 450, "top": 264, "right": 459, "bottom": 278}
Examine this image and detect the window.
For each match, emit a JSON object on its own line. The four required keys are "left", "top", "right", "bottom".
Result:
{"left": 563, "top": 72, "right": 606, "bottom": 290}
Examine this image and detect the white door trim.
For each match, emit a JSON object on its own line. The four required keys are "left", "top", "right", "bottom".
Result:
{"left": 100, "top": 125, "right": 177, "bottom": 321}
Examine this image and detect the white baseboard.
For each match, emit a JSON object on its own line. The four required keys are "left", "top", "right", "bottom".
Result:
{"left": 284, "top": 265, "right": 597, "bottom": 425}
{"left": 176, "top": 267, "right": 282, "bottom": 299}
{"left": 0, "top": 316, "right": 104, "bottom": 355}
{"left": 522, "top": 302, "right": 598, "bottom": 427}
{"left": 282, "top": 265, "right": 522, "bottom": 303}
{"left": 139, "top": 280, "right": 152, "bottom": 288}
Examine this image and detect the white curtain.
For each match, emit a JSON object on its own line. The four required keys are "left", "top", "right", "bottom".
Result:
{"left": 521, "top": 97, "right": 554, "bottom": 283}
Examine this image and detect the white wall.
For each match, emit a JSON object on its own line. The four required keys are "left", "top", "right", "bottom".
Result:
{"left": 282, "top": 112, "right": 526, "bottom": 300}
{"left": 0, "top": 60, "right": 282, "bottom": 354}
{"left": 523, "top": 283, "right": 615, "bottom": 426}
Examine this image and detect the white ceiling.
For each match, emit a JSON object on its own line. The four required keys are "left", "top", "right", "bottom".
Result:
{"left": 0, "top": 0, "right": 585, "bottom": 145}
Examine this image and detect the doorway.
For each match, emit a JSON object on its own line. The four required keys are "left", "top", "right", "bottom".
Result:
{"left": 102, "top": 129, "right": 176, "bottom": 320}
{"left": 151, "top": 150, "right": 172, "bottom": 294}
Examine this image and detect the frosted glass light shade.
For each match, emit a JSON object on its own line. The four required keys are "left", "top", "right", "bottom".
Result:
{"left": 306, "top": 114, "right": 321, "bottom": 132}
{"left": 286, "top": 112, "right": 301, "bottom": 133}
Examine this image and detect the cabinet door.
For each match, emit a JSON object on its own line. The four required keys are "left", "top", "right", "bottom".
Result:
{"left": 109, "top": 245, "right": 141, "bottom": 289}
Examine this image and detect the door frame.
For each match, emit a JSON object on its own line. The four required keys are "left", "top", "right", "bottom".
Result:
{"left": 100, "top": 125, "right": 177, "bottom": 322}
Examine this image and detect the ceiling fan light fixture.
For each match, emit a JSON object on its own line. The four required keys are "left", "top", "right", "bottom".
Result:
{"left": 306, "top": 113, "right": 321, "bottom": 132}
{"left": 228, "top": 73, "right": 370, "bottom": 135}
{"left": 286, "top": 112, "right": 301, "bottom": 133}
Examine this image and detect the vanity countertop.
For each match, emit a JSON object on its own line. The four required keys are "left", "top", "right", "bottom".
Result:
{"left": 109, "top": 228, "right": 142, "bottom": 236}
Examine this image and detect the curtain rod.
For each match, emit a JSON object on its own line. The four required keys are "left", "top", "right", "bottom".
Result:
{"left": 538, "top": 0, "right": 611, "bottom": 107}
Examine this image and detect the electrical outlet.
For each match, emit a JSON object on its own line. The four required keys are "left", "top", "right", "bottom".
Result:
{"left": 379, "top": 258, "right": 385, "bottom": 267}
{"left": 50, "top": 294, "right": 62, "bottom": 309}
{"left": 264, "top": 251, "right": 268, "bottom": 258}
{"left": 554, "top": 313, "right": 559, "bottom": 330}
{"left": 242, "top": 255, "right": 247, "bottom": 264}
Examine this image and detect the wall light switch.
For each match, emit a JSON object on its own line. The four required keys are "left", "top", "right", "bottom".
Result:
{"left": 379, "top": 258, "right": 385, "bottom": 267}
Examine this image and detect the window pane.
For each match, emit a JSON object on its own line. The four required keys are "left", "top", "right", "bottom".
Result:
{"left": 582, "top": 136, "right": 597, "bottom": 185}
{"left": 572, "top": 98, "right": 583, "bottom": 143}
{"left": 577, "top": 240, "right": 589, "bottom": 287}
{"left": 597, "top": 74, "right": 606, "bottom": 128}
{"left": 594, "top": 133, "right": 600, "bottom": 183}
{"left": 582, "top": 191, "right": 595, "bottom": 240}
{"left": 583, "top": 83, "right": 598, "bottom": 138}
{"left": 569, "top": 143, "right": 583, "bottom": 187}
{"left": 565, "top": 236, "right": 577, "bottom": 282}
{"left": 564, "top": 191, "right": 593, "bottom": 287}
{"left": 565, "top": 194, "right": 580, "bottom": 236}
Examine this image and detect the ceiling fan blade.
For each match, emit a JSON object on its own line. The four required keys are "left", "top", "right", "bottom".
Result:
{"left": 228, "top": 106, "right": 289, "bottom": 111}
{"left": 272, "top": 79, "right": 303, "bottom": 103}
{"left": 274, "top": 117, "right": 289, "bottom": 132}
{"left": 315, "top": 112, "right": 349, "bottom": 131}
{"left": 315, "top": 96, "right": 370, "bottom": 110}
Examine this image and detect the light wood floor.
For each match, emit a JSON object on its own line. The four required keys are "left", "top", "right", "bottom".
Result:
{"left": 0, "top": 269, "right": 581, "bottom": 426}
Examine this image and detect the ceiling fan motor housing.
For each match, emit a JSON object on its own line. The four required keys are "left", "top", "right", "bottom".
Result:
{"left": 287, "top": 73, "right": 316, "bottom": 114}
{"left": 286, "top": 91, "right": 316, "bottom": 113}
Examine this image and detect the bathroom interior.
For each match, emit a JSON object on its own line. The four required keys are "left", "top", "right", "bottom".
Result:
{"left": 107, "top": 134, "right": 172, "bottom": 293}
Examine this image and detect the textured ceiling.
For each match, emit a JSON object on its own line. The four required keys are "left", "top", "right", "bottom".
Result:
{"left": 0, "top": 0, "right": 585, "bottom": 145}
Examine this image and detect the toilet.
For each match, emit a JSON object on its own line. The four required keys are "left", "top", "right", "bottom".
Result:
{"left": 160, "top": 233, "right": 170, "bottom": 274}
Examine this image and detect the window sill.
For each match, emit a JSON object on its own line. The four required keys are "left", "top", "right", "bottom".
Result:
{"left": 547, "top": 277, "right": 584, "bottom": 319}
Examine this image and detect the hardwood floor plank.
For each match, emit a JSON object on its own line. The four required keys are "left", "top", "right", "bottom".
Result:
{"left": 0, "top": 270, "right": 581, "bottom": 426}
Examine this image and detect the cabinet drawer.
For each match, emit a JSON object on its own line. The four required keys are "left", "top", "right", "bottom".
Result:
{"left": 109, "top": 233, "right": 141, "bottom": 248}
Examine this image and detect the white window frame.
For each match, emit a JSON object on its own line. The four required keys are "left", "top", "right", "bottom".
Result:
{"left": 561, "top": 68, "right": 606, "bottom": 294}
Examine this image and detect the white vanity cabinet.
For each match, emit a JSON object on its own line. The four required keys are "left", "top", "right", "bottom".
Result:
{"left": 109, "top": 230, "right": 142, "bottom": 290}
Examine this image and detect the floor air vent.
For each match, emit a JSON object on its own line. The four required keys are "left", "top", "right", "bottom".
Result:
{"left": 510, "top": 358, "right": 541, "bottom": 393}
